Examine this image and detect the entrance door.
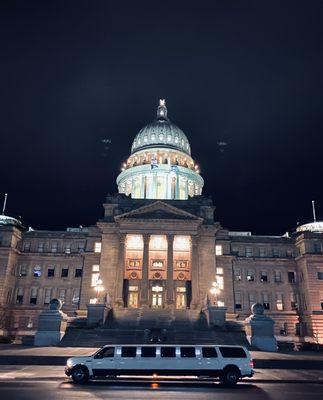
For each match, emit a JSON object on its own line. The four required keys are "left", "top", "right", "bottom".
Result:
{"left": 151, "top": 284, "right": 163, "bottom": 308}
{"left": 128, "top": 286, "right": 138, "bottom": 308}
{"left": 176, "top": 292, "right": 186, "bottom": 309}
{"left": 152, "top": 293, "right": 163, "bottom": 308}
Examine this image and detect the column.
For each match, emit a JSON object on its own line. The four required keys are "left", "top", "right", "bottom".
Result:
{"left": 191, "top": 235, "right": 200, "bottom": 309}
{"left": 166, "top": 234, "right": 174, "bottom": 307}
{"left": 140, "top": 234, "right": 150, "bottom": 307}
{"left": 115, "top": 234, "right": 126, "bottom": 307}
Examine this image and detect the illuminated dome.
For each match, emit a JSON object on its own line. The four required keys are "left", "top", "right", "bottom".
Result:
{"left": 131, "top": 100, "right": 191, "bottom": 156}
{"left": 296, "top": 221, "right": 323, "bottom": 233}
{"left": 117, "top": 100, "right": 203, "bottom": 200}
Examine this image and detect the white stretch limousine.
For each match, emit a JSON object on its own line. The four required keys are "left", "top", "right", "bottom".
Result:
{"left": 65, "top": 344, "right": 254, "bottom": 385}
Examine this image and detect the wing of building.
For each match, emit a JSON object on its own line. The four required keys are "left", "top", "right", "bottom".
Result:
{"left": 0, "top": 100, "right": 323, "bottom": 345}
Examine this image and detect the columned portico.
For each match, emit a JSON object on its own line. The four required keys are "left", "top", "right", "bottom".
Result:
{"left": 115, "top": 233, "right": 126, "bottom": 307}
{"left": 190, "top": 235, "right": 200, "bottom": 309}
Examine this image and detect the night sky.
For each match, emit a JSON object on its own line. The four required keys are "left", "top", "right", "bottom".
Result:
{"left": 1, "top": 0, "right": 323, "bottom": 235}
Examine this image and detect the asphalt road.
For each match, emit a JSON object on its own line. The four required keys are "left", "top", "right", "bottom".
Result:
{"left": 0, "top": 366, "right": 322, "bottom": 400}
{"left": 0, "top": 379, "right": 323, "bottom": 400}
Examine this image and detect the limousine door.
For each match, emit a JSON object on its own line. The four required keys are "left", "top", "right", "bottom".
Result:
{"left": 198, "top": 346, "right": 220, "bottom": 374}
{"left": 92, "top": 346, "right": 116, "bottom": 376}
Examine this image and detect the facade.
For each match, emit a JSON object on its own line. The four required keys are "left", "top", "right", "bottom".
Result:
{"left": 0, "top": 100, "right": 323, "bottom": 344}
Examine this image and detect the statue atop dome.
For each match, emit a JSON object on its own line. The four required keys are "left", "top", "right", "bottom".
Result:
{"left": 157, "top": 98, "right": 168, "bottom": 120}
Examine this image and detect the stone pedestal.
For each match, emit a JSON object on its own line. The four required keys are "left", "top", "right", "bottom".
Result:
{"left": 87, "top": 304, "right": 110, "bottom": 327}
{"left": 244, "top": 303, "right": 277, "bottom": 352}
{"left": 34, "top": 299, "right": 68, "bottom": 346}
{"left": 204, "top": 306, "right": 227, "bottom": 327}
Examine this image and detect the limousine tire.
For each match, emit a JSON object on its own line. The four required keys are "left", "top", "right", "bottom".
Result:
{"left": 220, "top": 366, "right": 240, "bottom": 386}
{"left": 71, "top": 365, "right": 89, "bottom": 384}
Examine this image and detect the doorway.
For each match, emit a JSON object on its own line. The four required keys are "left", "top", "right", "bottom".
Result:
{"left": 151, "top": 284, "right": 163, "bottom": 308}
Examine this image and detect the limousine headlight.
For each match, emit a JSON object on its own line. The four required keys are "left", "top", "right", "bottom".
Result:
{"left": 66, "top": 359, "right": 73, "bottom": 368}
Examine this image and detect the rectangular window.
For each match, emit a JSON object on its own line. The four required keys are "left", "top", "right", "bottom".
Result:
{"left": 161, "top": 347, "right": 176, "bottom": 358}
{"left": 290, "top": 292, "right": 298, "bottom": 310}
{"left": 128, "top": 259, "right": 141, "bottom": 268}
{"left": 121, "top": 347, "right": 136, "bottom": 357}
{"left": 44, "top": 288, "right": 51, "bottom": 305}
{"left": 91, "top": 273, "right": 100, "bottom": 287}
{"left": 286, "top": 249, "right": 293, "bottom": 258}
{"left": 288, "top": 271, "right": 296, "bottom": 283}
{"left": 248, "top": 293, "right": 256, "bottom": 308}
{"left": 260, "top": 271, "right": 268, "bottom": 283}
{"left": 235, "top": 292, "right": 242, "bottom": 310}
{"left": 262, "top": 293, "right": 270, "bottom": 310}
{"left": 216, "top": 275, "right": 224, "bottom": 290}
{"left": 180, "top": 347, "right": 196, "bottom": 358}
{"left": 175, "top": 260, "right": 189, "bottom": 269}
{"left": 30, "top": 288, "right": 38, "bottom": 304}
{"left": 59, "top": 289, "right": 66, "bottom": 303}
{"left": 101, "top": 347, "right": 115, "bottom": 358}
{"left": 151, "top": 260, "right": 164, "bottom": 269}
{"left": 280, "top": 323, "right": 288, "bottom": 335}
{"left": 276, "top": 293, "right": 284, "bottom": 311}
{"left": 64, "top": 244, "right": 71, "bottom": 254}
{"left": 47, "top": 267, "right": 55, "bottom": 277}
{"left": 78, "top": 242, "right": 85, "bottom": 252}
{"left": 274, "top": 271, "right": 282, "bottom": 283}
{"left": 18, "top": 265, "right": 27, "bottom": 277}
{"left": 272, "top": 248, "right": 279, "bottom": 257}
{"left": 141, "top": 347, "right": 156, "bottom": 358}
{"left": 61, "top": 268, "right": 69, "bottom": 278}
{"left": 94, "top": 242, "right": 102, "bottom": 253}
{"left": 51, "top": 242, "right": 58, "bottom": 253}
{"left": 23, "top": 242, "right": 30, "bottom": 252}
{"left": 219, "top": 347, "right": 247, "bottom": 358}
{"left": 216, "top": 267, "right": 223, "bottom": 275}
{"left": 202, "top": 347, "right": 218, "bottom": 358}
{"left": 246, "top": 270, "right": 255, "bottom": 282}
{"left": 33, "top": 266, "right": 42, "bottom": 278}
{"left": 245, "top": 247, "right": 253, "bottom": 257}
{"left": 72, "top": 289, "right": 80, "bottom": 305}
{"left": 75, "top": 268, "right": 83, "bottom": 278}
{"left": 234, "top": 268, "right": 242, "bottom": 281}
{"left": 92, "top": 265, "right": 100, "bottom": 272}
{"left": 317, "top": 272, "right": 323, "bottom": 280}
{"left": 215, "top": 245, "right": 223, "bottom": 256}
{"left": 38, "top": 242, "right": 44, "bottom": 253}
{"left": 16, "top": 288, "right": 24, "bottom": 304}
{"left": 313, "top": 243, "right": 321, "bottom": 253}
{"left": 259, "top": 247, "right": 266, "bottom": 257}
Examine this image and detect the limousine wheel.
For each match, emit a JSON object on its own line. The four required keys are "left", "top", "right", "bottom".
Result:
{"left": 71, "top": 365, "right": 89, "bottom": 384}
{"left": 221, "top": 367, "right": 240, "bottom": 385}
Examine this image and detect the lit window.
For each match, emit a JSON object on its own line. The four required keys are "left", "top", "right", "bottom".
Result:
{"left": 65, "top": 244, "right": 71, "bottom": 254}
{"left": 38, "top": 243, "right": 44, "bottom": 253}
{"left": 216, "top": 267, "right": 223, "bottom": 275}
{"left": 33, "top": 266, "right": 42, "bottom": 278}
{"left": 126, "top": 235, "right": 143, "bottom": 250}
{"left": 217, "top": 300, "right": 225, "bottom": 307}
{"left": 89, "top": 298, "right": 97, "bottom": 304}
{"left": 94, "top": 242, "right": 102, "bottom": 253}
{"left": 91, "top": 273, "right": 100, "bottom": 287}
{"left": 173, "top": 236, "right": 190, "bottom": 251}
{"left": 234, "top": 269, "right": 242, "bottom": 281}
{"left": 216, "top": 275, "right": 224, "bottom": 290}
{"left": 151, "top": 260, "right": 164, "bottom": 269}
{"left": 92, "top": 264, "right": 100, "bottom": 272}
{"left": 215, "top": 245, "right": 223, "bottom": 256}
{"left": 150, "top": 235, "right": 167, "bottom": 250}
{"left": 246, "top": 270, "right": 255, "bottom": 282}
{"left": 276, "top": 293, "right": 284, "bottom": 311}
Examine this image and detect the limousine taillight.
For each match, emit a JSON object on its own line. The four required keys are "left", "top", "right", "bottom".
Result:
{"left": 249, "top": 359, "right": 254, "bottom": 369}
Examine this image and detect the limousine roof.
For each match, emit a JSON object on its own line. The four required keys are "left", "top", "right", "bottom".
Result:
{"left": 99, "top": 344, "right": 246, "bottom": 348}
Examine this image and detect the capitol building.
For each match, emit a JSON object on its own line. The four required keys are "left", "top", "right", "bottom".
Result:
{"left": 0, "top": 100, "right": 323, "bottom": 345}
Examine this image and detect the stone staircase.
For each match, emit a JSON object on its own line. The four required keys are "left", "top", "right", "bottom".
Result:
{"left": 60, "top": 308, "right": 249, "bottom": 347}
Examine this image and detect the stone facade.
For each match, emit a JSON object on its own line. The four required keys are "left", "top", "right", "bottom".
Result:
{"left": 0, "top": 101, "right": 322, "bottom": 344}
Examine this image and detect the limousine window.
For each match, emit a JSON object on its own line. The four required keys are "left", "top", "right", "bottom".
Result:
{"left": 161, "top": 347, "right": 176, "bottom": 358}
{"left": 141, "top": 347, "right": 156, "bottom": 358}
{"left": 94, "top": 346, "right": 114, "bottom": 358}
{"left": 219, "top": 347, "right": 247, "bottom": 358}
{"left": 202, "top": 347, "right": 218, "bottom": 358}
{"left": 180, "top": 347, "right": 196, "bottom": 358}
{"left": 121, "top": 347, "right": 137, "bottom": 357}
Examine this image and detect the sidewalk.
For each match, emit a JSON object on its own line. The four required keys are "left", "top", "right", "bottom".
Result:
{"left": 0, "top": 345, "right": 322, "bottom": 370}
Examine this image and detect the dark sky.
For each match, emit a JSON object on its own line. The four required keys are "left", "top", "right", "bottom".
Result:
{"left": 1, "top": 0, "right": 323, "bottom": 234}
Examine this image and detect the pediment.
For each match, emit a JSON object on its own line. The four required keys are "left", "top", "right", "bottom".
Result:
{"left": 115, "top": 201, "right": 202, "bottom": 221}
